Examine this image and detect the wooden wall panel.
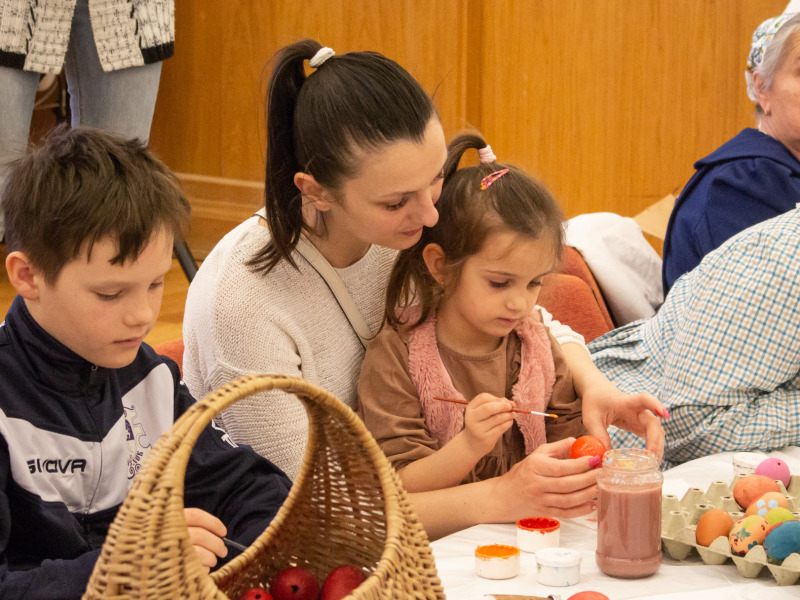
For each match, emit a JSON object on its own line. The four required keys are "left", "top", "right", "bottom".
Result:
{"left": 149, "top": 0, "right": 788, "bottom": 247}
{"left": 478, "top": 0, "right": 787, "bottom": 217}
{"left": 150, "top": 0, "right": 472, "bottom": 181}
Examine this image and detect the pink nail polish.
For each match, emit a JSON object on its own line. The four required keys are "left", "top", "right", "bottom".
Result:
{"left": 589, "top": 455, "right": 602, "bottom": 468}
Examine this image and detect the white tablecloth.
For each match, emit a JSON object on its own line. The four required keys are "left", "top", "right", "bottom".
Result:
{"left": 430, "top": 447, "right": 800, "bottom": 600}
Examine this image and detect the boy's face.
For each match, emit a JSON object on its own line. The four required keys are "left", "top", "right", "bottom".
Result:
{"left": 27, "top": 230, "right": 174, "bottom": 369}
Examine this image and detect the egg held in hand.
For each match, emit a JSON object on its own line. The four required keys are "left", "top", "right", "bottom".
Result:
{"left": 569, "top": 435, "right": 606, "bottom": 467}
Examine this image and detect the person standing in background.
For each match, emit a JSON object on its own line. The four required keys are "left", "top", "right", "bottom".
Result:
{"left": 0, "top": 0, "right": 173, "bottom": 239}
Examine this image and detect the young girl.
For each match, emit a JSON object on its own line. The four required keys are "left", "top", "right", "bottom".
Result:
{"left": 359, "top": 133, "right": 601, "bottom": 493}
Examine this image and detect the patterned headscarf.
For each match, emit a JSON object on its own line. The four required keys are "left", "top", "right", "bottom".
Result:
{"left": 745, "top": 13, "right": 799, "bottom": 102}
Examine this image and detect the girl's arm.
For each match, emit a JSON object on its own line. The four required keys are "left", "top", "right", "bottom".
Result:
{"left": 397, "top": 394, "right": 514, "bottom": 492}
{"left": 537, "top": 305, "right": 666, "bottom": 457}
{"left": 560, "top": 342, "right": 666, "bottom": 459}
{"left": 410, "top": 437, "right": 599, "bottom": 540}
{"left": 358, "top": 329, "right": 518, "bottom": 492}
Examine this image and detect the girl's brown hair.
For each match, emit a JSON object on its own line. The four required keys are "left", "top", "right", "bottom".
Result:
{"left": 385, "top": 132, "right": 565, "bottom": 329}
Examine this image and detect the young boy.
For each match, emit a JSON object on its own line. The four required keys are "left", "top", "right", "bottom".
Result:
{"left": 0, "top": 126, "right": 292, "bottom": 599}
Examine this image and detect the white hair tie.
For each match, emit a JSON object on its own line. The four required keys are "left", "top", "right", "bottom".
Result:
{"left": 478, "top": 145, "right": 497, "bottom": 163}
{"left": 310, "top": 47, "right": 335, "bottom": 68}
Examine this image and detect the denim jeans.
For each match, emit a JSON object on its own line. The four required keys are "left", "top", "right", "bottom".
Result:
{"left": 0, "top": 0, "right": 163, "bottom": 238}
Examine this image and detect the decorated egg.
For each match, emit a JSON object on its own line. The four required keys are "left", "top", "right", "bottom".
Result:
{"left": 764, "top": 520, "right": 800, "bottom": 561}
{"left": 764, "top": 507, "right": 796, "bottom": 529}
{"left": 732, "top": 474, "right": 780, "bottom": 509}
{"left": 744, "top": 491, "right": 790, "bottom": 517}
{"left": 728, "top": 515, "right": 770, "bottom": 555}
{"left": 695, "top": 509, "right": 735, "bottom": 547}
{"left": 755, "top": 457, "right": 791, "bottom": 488}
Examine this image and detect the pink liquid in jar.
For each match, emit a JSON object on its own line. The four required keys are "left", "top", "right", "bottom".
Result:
{"left": 595, "top": 448, "right": 662, "bottom": 578}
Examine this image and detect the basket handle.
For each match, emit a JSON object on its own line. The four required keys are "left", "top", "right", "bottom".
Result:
{"left": 82, "top": 374, "right": 357, "bottom": 600}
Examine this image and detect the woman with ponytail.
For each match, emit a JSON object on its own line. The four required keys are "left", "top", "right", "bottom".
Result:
{"left": 183, "top": 42, "right": 661, "bottom": 538}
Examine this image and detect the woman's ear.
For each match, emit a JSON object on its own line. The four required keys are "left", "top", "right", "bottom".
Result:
{"left": 294, "top": 172, "right": 334, "bottom": 212}
{"left": 422, "top": 243, "right": 447, "bottom": 285}
{"left": 753, "top": 72, "right": 772, "bottom": 116}
{"left": 5, "top": 251, "right": 42, "bottom": 300}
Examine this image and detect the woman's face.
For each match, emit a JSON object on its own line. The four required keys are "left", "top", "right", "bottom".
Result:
{"left": 329, "top": 118, "right": 447, "bottom": 252}
{"left": 757, "top": 34, "right": 800, "bottom": 155}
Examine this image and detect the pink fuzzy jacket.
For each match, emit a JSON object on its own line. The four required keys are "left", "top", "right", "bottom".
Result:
{"left": 407, "top": 311, "right": 554, "bottom": 454}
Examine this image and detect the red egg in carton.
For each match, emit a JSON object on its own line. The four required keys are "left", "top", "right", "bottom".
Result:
{"left": 661, "top": 474, "right": 800, "bottom": 586}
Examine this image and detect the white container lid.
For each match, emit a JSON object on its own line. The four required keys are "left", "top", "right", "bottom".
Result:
{"left": 534, "top": 547, "right": 581, "bottom": 567}
{"left": 732, "top": 451, "right": 767, "bottom": 476}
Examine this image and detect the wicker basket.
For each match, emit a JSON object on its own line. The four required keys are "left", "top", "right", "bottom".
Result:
{"left": 82, "top": 374, "right": 445, "bottom": 600}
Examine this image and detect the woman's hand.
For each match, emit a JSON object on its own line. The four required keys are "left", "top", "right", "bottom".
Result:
{"left": 463, "top": 393, "right": 515, "bottom": 457}
{"left": 496, "top": 437, "right": 600, "bottom": 518}
{"left": 184, "top": 507, "right": 228, "bottom": 572}
{"left": 581, "top": 382, "right": 667, "bottom": 461}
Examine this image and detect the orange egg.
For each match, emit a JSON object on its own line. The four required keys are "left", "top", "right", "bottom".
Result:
{"left": 732, "top": 474, "right": 780, "bottom": 509}
{"left": 695, "top": 509, "right": 735, "bottom": 547}
{"left": 744, "top": 491, "right": 789, "bottom": 517}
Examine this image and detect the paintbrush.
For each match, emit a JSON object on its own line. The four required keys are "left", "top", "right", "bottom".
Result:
{"left": 433, "top": 396, "right": 558, "bottom": 418}
{"left": 223, "top": 537, "right": 248, "bottom": 552}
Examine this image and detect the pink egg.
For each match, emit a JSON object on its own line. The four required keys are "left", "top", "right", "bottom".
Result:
{"left": 755, "top": 458, "right": 791, "bottom": 488}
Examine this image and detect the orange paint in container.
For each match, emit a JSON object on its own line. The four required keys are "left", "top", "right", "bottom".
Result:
{"left": 474, "top": 544, "right": 520, "bottom": 579}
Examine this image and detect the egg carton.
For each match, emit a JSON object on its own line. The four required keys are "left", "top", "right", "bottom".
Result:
{"left": 661, "top": 475, "right": 800, "bottom": 586}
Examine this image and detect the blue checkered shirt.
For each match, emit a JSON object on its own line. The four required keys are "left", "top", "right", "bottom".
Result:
{"left": 589, "top": 207, "right": 800, "bottom": 468}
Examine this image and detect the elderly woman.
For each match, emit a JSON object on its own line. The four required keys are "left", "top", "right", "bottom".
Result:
{"left": 661, "top": 13, "right": 800, "bottom": 294}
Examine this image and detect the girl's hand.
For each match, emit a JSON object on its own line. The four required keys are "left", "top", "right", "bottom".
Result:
{"left": 184, "top": 507, "right": 228, "bottom": 572}
{"left": 559, "top": 343, "right": 666, "bottom": 461}
{"left": 463, "top": 393, "right": 515, "bottom": 457}
{"left": 581, "top": 383, "right": 667, "bottom": 462}
{"left": 498, "top": 437, "right": 600, "bottom": 518}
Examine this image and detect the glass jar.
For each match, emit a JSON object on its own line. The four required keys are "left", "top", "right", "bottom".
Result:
{"left": 595, "top": 448, "right": 663, "bottom": 578}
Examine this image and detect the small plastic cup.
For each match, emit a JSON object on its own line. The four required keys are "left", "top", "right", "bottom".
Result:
{"left": 516, "top": 517, "right": 560, "bottom": 553}
{"left": 732, "top": 452, "right": 767, "bottom": 478}
{"left": 474, "top": 544, "right": 520, "bottom": 579}
{"left": 535, "top": 547, "right": 581, "bottom": 586}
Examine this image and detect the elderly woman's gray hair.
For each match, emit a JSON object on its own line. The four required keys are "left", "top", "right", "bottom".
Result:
{"left": 746, "top": 12, "right": 800, "bottom": 112}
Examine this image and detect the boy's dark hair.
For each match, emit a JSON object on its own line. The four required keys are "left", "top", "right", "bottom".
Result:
{"left": 251, "top": 38, "right": 438, "bottom": 273}
{"left": 386, "top": 132, "right": 565, "bottom": 330}
{"left": 1, "top": 125, "right": 190, "bottom": 284}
